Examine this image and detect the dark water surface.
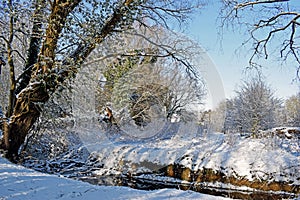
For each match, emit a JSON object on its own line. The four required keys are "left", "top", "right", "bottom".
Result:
{"left": 77, "top": 173, "right": 298, "bottom": 200}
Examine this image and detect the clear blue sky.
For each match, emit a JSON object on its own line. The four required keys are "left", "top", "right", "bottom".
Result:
{"left": 185, "top": 0, "right": 299, "bottom": 108}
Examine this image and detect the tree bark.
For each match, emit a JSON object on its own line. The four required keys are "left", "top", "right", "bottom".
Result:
{"left": 1, "top": 0, "right": 81, "bottom": 160}
{"left": 16, "top": 0, "right": 47, "bottom": 95}
{"left": 6, "top": 0, "right": 16, "bottom": 118}
{"left": 2, "top": 82, "right": 48, "bottom": 160}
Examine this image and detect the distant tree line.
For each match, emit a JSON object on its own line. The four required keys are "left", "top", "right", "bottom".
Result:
{"left": 211, "top": 76, "right": 300, "bottom": 134}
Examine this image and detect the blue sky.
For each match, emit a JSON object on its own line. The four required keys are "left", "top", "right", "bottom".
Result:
{"left": 185, "top": 0, "right": 299, "bottom": 107}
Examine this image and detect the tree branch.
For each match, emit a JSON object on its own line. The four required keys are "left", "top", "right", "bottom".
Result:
{"left": 233, "top": 0, "right": 289, "bottom": 9}
{"left": 221, "top": 0, "right": 300, "bottom": 77}
{"left": 82, "top": 51, "right": 173, "bottom": 67}
{"left": 15, "top": 0, "right": 47, "bottom": 95}
{"left": 58, "top": 0, "right": 140, "bottom": 86}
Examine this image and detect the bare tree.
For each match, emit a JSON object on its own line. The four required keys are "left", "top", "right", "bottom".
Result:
{"left": 285, "top": 91, "right": 300, "bottom": 126}
{"left": 84, "top": 25, "right": 206, "bottom": 128}
{"left": 233, "top": 76, "right": 281, "bottom": 134}
{"left": 220, "top": 0, "right": 300, "bottom": 77}
{"left": 0, "top": 0, "right": 204, "bottom": 159}
{"left": 109, "top": 59, "right": 205, "bottom": 127}
{"left": 211, "top": 99, "right": 238, "bottom": 133}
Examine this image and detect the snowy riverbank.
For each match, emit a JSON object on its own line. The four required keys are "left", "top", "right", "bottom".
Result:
{"left": 3, "top": 123, "right": 299, "bottom": 199}
{"left": 0, "top": 156, "right": 231, "bottom": 200}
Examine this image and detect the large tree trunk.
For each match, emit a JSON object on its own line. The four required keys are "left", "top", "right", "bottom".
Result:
{"left": 2, "top": 82, "right": 49, "bottom": 160}
{"left": 1, "top": 0, "right": 81, "bottom": 160}
{"left": 3, "top": 105, "right": 40, "bottom": 160}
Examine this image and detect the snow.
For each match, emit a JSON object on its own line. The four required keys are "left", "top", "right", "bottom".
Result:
{"left": 0, "top": 157, "right": 230, "bottom": 200}
{"left": 8, "top": 120, "right": 299, "bottom": 199}
{"left": 76, "top": 123, "right": 299, "bottom": 186}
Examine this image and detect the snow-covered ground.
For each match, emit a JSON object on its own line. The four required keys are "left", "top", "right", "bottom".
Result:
{"left": 2, "top": 121, "right": 299, "bottom": 199}
{"left": 75, "top": 123, "right": 300, "bottom": 186}
{"left": 0, "top": 156, "right": 230, "bottom": 200}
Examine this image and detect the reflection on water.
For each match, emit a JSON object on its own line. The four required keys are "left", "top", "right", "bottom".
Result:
{"left": 78, "top": 174, "right": 297, "bottom": 200}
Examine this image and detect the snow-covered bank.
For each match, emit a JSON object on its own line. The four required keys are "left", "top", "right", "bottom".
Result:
{"left": 85, "top": 124, "right": 299, "bottom": 186}
{"left": 19, "top": 123, "right": 300, "bottom": 198}
{"left": 0, "top": 157, "right": 231, "bottom": 200}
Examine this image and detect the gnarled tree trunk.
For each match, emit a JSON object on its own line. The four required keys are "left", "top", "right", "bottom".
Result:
{"left": 1, "top": 0, "right": 81, "bottom": 160}
{"left": 2, "top": 81, "right": 49, "bottom": 159}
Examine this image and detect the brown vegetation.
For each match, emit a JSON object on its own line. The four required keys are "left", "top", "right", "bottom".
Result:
{"left": 160, "top": 164, "right": 299, "bottom": 194}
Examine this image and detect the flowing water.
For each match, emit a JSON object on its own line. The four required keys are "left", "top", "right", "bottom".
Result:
{"left": 76, "top": 173, "right": 297, "bottom": 200}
